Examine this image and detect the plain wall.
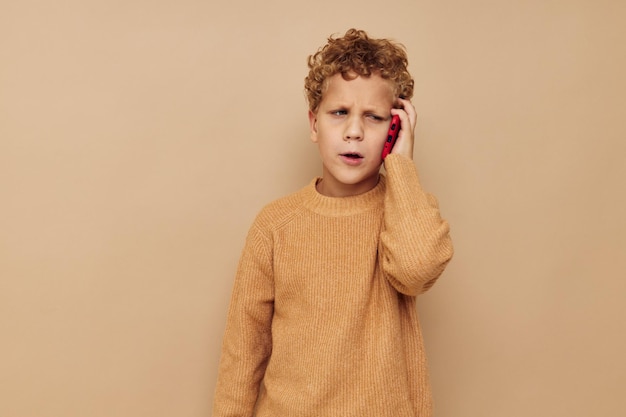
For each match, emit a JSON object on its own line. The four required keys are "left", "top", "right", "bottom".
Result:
{"left": 1, "top": 1, "right": 624, "bottom": 416}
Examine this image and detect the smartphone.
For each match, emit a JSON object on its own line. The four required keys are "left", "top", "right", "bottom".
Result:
{"left": 381, "top": 114, "right": 400, "bottom": 160}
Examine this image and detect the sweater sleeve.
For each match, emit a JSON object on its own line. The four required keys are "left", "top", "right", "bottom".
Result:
{"left": 379, "top": 154, "right": 454, "bottom": 296}
{"left": 212, "top": 222, "right": 274, "bottom": 417}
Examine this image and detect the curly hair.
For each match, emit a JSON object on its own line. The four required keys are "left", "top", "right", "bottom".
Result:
{"left": 304, "top": 29, "right": 414, "bottom": 112}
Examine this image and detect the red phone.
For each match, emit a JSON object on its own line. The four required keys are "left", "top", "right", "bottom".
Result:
{"left": 381, "top": 114, "right": 400, "bottom": 160}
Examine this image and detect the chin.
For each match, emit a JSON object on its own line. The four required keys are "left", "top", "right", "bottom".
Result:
{"left": 343, "top": 174, "right": 380, "bottom": 187}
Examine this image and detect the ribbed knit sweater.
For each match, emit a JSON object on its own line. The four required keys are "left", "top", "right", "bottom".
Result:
{"left": 213, "top": 154, "right": 453, "bottom": 417}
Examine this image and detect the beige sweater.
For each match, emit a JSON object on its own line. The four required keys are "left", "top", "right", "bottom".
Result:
{"left": 213, "top": 154, "right": 453, "bottom": 417}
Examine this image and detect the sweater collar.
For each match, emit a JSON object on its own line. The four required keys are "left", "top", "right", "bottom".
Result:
{"left": 301, "top": 174, "right": 386, "bottom": 216}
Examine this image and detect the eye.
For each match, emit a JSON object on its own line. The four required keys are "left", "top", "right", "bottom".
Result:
{"left": 331, "top": 109, "right": 347, "bottom": 116}
{"left": 366, "top": 113, "right": 385, "bottom": 122}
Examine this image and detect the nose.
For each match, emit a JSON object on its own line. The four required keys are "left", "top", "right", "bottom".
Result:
{"left": 344, "top": 115, "right": 363, "bottom": 141}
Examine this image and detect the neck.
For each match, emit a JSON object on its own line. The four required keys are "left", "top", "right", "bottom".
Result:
{"left": 315, "top": 175, "right": 381, "bottom": 198}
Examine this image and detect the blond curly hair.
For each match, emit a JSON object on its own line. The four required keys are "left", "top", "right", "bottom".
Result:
{"left": 304, "top": 29, "right": 414, "bottom": 112}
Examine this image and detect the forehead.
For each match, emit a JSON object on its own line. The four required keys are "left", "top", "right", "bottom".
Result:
{"left": 321, "top": 73, "right": 395, "bottom": 109}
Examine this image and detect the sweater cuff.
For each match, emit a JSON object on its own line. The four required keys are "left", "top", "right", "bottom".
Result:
{"left": 383, "top": 154, "right": 424, "bottom": 194}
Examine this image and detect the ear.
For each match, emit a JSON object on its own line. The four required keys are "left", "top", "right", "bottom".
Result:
{"left": 308, "top": 110, "right": 319, "bottom": 143}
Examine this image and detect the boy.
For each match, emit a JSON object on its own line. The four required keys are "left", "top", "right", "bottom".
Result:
{"left": 213, "top": 29, "right": 453, "bottom": 416}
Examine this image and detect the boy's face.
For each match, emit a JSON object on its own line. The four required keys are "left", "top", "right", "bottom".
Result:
{"left": 308, "top": 72, "right": 395, "bottom": 197}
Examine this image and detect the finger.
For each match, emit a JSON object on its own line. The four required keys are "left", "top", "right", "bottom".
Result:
{"left": 391, "top": 101, "right": 416, "bottom": 134}
{"left": 396, "top": 98, "right": 417, "bottom": 129}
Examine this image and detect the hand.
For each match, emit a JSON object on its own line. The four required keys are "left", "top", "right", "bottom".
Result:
{"left": 389, "top": 98, "right": 417, "bottom": 160}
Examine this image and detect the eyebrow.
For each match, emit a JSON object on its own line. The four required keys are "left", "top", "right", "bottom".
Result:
{"left": 326, "top": 102, "right": 388, "bottom": 114}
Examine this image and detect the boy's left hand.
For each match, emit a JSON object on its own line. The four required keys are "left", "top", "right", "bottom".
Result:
{"left": 389, "top": 98, "right": 417, "bottom": 160}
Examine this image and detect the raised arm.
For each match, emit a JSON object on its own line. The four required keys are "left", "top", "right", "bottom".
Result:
{"left": 379, "top": 98, "right": 453, "bottom": 295}
{"left": 379, "top": 154, "right": 453, "bottom": 295}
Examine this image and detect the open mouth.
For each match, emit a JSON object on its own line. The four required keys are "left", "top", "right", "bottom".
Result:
{"left": 341, "top": 152, "right": 363, "bottom": 159}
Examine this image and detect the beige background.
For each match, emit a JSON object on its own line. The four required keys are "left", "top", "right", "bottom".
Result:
{"left": 1, "top": 1, "right": 625, "bottom": 416}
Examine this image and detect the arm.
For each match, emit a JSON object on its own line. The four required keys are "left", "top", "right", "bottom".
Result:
{"left": 379, "top": 154, "right": 453, "bottom": 296}
{"left": 212, "top": 224, "right": 274, "bottom": 417}
{"left": 379, "top": 99, "right": 453, "bottom": 295}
